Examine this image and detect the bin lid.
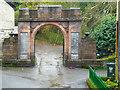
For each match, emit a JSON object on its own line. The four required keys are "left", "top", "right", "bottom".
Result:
{"left": 106, "top": 63, "right": 116, "bottom": 65}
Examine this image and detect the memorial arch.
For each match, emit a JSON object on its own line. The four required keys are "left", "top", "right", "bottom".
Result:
{"left": 4, "top": 5, "right": 96, "bottom": 67}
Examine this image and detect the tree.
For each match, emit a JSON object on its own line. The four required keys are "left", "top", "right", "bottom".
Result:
{"left": 81, "top": 2, "right": 116, "bottom": 37}
{"left": 90, "top": 14, "right": 116, "bottom": 58}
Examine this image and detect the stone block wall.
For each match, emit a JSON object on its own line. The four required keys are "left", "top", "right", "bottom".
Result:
{"left": 65, "top": 59, "right": 115, "bottom": 68}
{"left": 19, "top": 8, "right": 30, "bottom": 18}
{"left": 2, "top": 36, "right": 18, "bottom": 61}
{"left": 62, "top": 8, "right": 80, "bottom": 18}
{"left": 19, "top": 5, "right": 81, "bottom": 19}
{"left": 37, "top": 5, "right": 62, "bottom": 18}
{"left": 29, "top": 9, "right": 38, "bottom": 18}
{"left": 80, "top": 36, "right": 96, "bottom": 60}
{"left": 70, "top": 8, "right": 80, "bottom": 18}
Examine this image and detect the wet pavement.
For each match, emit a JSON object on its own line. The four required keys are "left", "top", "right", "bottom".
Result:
{"left": 2, "top": 41, "right": 89, "bottom": 88}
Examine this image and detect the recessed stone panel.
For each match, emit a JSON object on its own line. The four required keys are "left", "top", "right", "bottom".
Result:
{"left": 71, "top": 32, "right": 79, "bottom": 59}
{"left": 20, "top": 33, "right": 28, "bottom": 59}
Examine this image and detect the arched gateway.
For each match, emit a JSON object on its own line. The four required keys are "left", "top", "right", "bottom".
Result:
{"left": 2, "top": 5, "right": 96, "bottom": 67}
{"left": 17, "top": 5, "right": 83, "bottom": 66}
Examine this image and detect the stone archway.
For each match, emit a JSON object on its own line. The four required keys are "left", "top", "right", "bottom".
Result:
{"left": 30, "top": 22, "right": 68, "bottom": 65}
{"left": 2, "top": 5, "right": 97, "bottom": 67}
{"left": 16, "top": 5, "right": 83, "bottom": 66}
{"left": 7, "top": 5, "right": 96, "bottom": 67}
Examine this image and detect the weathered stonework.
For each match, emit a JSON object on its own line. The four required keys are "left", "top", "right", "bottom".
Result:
{"left": 2, "top": 5, "right": 97, "bottom": 67}
{"left": 80, "top": 36, "right": 96, "bottom": 60}
{"left": 2, "top": 36, "right": 18, "bottom": 61}
{"left": 65, "top": 59, "right": 115, "bottom": 68}
{"left": 29, "top": 9, "right": 38, "bottom": 18}
{"left": 37, "top": 5, "right": 62, "bottom": 18}
{"left": 62, "top": 8, "right": 80, "bottom": 18}
{"left": 19, "top": 8, "right": 30, "bottom": 18}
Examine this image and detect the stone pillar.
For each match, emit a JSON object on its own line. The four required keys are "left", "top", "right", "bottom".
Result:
{"left": 30, "top": 30, "right": 35, "bottom": 66}
{"left": 69, "top": 21, "right": 81, "bottom": 60}
{"left": 19, "top": 8, "right": 30, "bottom": 18}
{"left": 18, "top": 22, "right": 30, "bottom": 60}
{"left": 62, "top": 8, "right": 80, "bottom": 18}
{"left": 70, "top": 8, "right": 80, "bottom": 18}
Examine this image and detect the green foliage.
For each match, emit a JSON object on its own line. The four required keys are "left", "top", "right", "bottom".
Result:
{"left": 101, "top": 77, "right": 108, "bottom": 81}
{"left": 14, "top": 2, "right": 92, "bottom": 20}
{"left": 81, "top": 2, "right": 116, "bottom": 37}
{"left": 2, "top": 67, "right": 20, "bottom": 69}
{"left": 35, "top": 25, "right": 64, "bottom": 45}
{"left": 11, "top": 2, "right": 21, "bottom": 9}
{"left": 87, "top": 78, "right": 96, "bottom": 89}
{"left": 16, "top": 2, "right": 89, "bottom": 11}
{"left": 90, "top": 14, "right": 116, "bottom": 58}
{"left": 97, "top": 54, "right": 115, "bottom": 61}
{"left": 15, "top": 10, "right": 19, "bottom": 18}
{"left": 105, "top": 79, "right": 118, "bottom": 88}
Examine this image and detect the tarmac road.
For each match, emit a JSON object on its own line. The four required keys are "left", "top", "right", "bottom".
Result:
{"left": 2, "top": 41, "right": 89, "bottom": 88}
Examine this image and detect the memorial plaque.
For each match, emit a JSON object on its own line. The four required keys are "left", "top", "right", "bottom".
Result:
{"left": 20, "top": 33, "right": 28, "bottom": 59}
{"left": 71, "top": 54, "right": 78, "bottom": 60}
{"left": 71, "top": 32, "right": 79, "bottom": 59}
{"left": 20, "top": 55, "right": 28, "bottom": 59}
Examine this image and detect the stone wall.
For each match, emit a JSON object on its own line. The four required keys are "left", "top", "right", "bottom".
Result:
{"left": 80, "top": 36, "right": 96, "bottom": 60}
{"left": 37, "top": 5, "right": 62, "bottom": 18}
{"left": 3, "top": 5, "right": 97, "bottom": 67}
{"left": 62, "top": 8, "right": 80, "bottom": 18}
{"left": 65, "top": 59, "right": 115, "bottom": 68}
{"left": 19, "top": 5, "right": 80, "bottom": 19}
{"left": 2, "top": 36, "right": 18, "bottom": 61}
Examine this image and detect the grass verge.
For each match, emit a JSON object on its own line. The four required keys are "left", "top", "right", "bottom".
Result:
{"left": 86, "top": 78, "right": 96, "bottom": 89}
{"left": 97, "top": 55, "right": 115, "bottom": 61}
{"left": 2, "top": 67, "right": 21, "bottom": 70}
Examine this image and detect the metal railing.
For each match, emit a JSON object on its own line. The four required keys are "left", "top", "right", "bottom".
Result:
{"left": 89, "top": 65, "right": 111, "bottom": 89}
{"left": 94, "top": 65, "right": 107, "bottom": 77}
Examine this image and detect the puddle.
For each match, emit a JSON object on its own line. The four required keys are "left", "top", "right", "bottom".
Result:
{"left": 21, "top": 76, "right": 36, "bottom": 81}
{"left": 2, "top": 42, "right": 89, "bottom": 88}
